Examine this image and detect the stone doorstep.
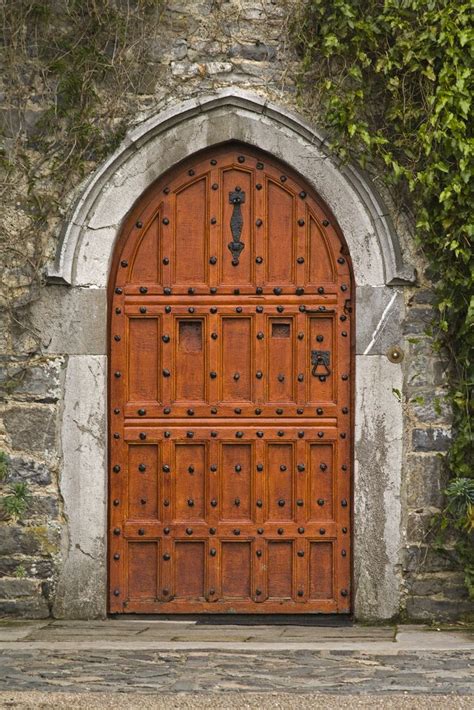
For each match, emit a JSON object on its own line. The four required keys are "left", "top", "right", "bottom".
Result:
{"left": 0, "top": 621, "right": 472, "bottom": 652}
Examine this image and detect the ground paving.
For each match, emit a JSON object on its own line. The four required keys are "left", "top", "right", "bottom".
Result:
{"left": 0, "top": 620, "right": 472, "bottom": 708}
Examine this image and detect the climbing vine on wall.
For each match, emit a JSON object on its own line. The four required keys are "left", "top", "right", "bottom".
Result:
{"left": 0, "top": 0, "right": 163, "bottom": 332}
{"left": 294, "top": 0, "right": 473, "bottom": 595}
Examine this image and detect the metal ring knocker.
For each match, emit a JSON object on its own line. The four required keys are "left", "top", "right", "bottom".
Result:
{"left": 311, "top": 350, "right": 331, "bottom": 382}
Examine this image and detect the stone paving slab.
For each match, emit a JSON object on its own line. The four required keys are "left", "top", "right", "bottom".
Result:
{"left": 0, "top": 692, "right": 473, "bottom": 709}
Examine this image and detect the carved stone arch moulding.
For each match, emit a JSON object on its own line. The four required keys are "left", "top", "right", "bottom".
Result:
{"left": 51, "top": 91, "right": 410, "bottom": 620}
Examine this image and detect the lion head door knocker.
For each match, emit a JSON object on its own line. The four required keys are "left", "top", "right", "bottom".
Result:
{"left": 228, "top": 187, "right": 245, "bottom": 266}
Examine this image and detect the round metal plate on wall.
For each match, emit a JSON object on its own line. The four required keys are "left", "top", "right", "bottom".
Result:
{"left": 387, "top": 345, "right": 404, "bottom": 363}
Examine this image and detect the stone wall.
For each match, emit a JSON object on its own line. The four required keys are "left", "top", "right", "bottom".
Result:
{"left": 0, "top": 0, "right": 469, "bottom": 620}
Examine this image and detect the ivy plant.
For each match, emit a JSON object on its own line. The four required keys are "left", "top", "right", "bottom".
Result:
{"left": 294, "top": 0, "right": 473, "bottom": 595}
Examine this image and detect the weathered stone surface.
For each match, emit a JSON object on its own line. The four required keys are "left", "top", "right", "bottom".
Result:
{"left": 0, "top": 526, "right": 59, "bottom": 556}
{"left": 28, "top": 287, "right": 106, "bottom": 355}
{"left": 229, "top": 42, "right": 277, "bottom": 61}
{"left": 402, "top": 544, "right": 459, "bottom": 573}
{"left": 403, "top": 307, "right": 433, "bottom": 335}
{"left": 412, "top": 428, "right": 451, "bottom": 452}
{"left": 407, "top": 573, "right": 468, "bottom": 598}
{"left": 53, "top": 355, "right": 107, "bottom": 620}
{"left": 409, "top": 391, "right": 452, "bottom": 425}
{"left": 0, "top": 596, "right": 49, "bottom": 618}
{"left": 0, "top": 577, "right": 42, "bottom": 598}
{"left": 406, "top": 596, "right": 473, "bottom": 621}
{"left": 6, "top": 457, "right": 52, "bottom": 486}
{"left": 355, "top": 285, "right": 404, "bottom": 355}
{"left": 3, "top": 405, "right": 57, "bottom": 455}
{"left": 26, "top": 496, "right": 60, "bottom": 519}
{"left": 0, "top": 357, "right": 64, "bottom": 402}
{"left": 354, "top": 355, "right": 403, "bottom": 620}
{"left": 0, "top": 557, "right": 55, "bottom": 579}
{"left": 406, "top": 454, "right": 448, "bottom": 508}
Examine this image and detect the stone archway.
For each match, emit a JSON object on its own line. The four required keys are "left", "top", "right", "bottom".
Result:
{"left": 47, "top": 90, "right": 414, "bottom": 620}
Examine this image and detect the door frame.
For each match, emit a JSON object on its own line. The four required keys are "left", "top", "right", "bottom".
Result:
{"left": 48, "top": 90, "right": 413, "bottom": 620}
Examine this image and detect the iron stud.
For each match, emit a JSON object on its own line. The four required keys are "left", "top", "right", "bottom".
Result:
{"left": 164, "top": 527, "right": 170, "bottom": 534}
{"left": 298, "top": 527, "right": 305, "bottom": 534}
{"left": 113, "top": 553, "right": 120, "bottom": 560}
{"left": 113, "top": 465, "right": 121, "bottom": 473}
{"left": 320, "top": 528, "right": 326, "bottom": 535}
{"left": 277, "top": 528, "right": 284, "bottom": 535}
{"left": 163, "top": 257, "right": 169, "bottom": 265}
{"left": 256, "top": 256, "right": 263, "bottom": 264}
{"left": 257, "top": 528, "right": 264, "bottom": 534}
{"left": 297, "top": 550, "right": 305, "bottom": 557}
{"left": 322, "top": 219, "right": 330, "bottom": 227}
{"left": 273, "top": 287, "right": 282, "bottom": 295}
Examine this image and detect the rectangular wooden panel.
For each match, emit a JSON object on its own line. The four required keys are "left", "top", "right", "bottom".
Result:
{"left": 221, "top": 168, "right": 253, "bottom": 286}
{"left": 127, "top": 317, "right": 160, "bottom": 403}
{"left": 221, "top": 542, "right": 251, "bottom": 598}
{"left": 174, "top": 443, "right": 206, "bottom": 522}
{"left": 266, "top": 181, "right": 295, "bottom": 284}
{"left": 267, "top": 541, "right": 293, "bottom": 599}
{"left": 309, "top": 542, "right": 333, "bottom": 599}
{"left": 220, "top": 443, "right": 252, "bottom": 521}
{"left": 265, "top": 443, "right": 294, "bottom": 522}
{"left": 174, "top": 177, "right": 208, "bottom": 285}
{"left": 128, "top": 444, "right": 159, "bottom": 520}
{"left": 130, "top": 216, "right": 160, "bottom": 283}
{"left": 174, "top": 318, "right": 206, "bottom": 403}
{"left": 308, "top": 443, "right": 334, "bottom": 521}
{"left": 221, "top": 316, "right": 252, "bottom": 402}
{"left": 128, "top": 542, "right": 159, "bottom": 599}
{"left": 307, "top": 214, "right": 335, "bottom": 285}
{"left": 308, "top": 315, "right": 335, "bottom": 404}
{"left": 267, "top": 317, "right": 295, "bottom": 403}
{"left": 174, "top": 542, "right": 205, "bottom": 598}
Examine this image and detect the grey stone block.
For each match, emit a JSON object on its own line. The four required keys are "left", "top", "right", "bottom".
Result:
{"left": 0, "top": 526, "right": 59, "bottom": 556}
{"left": 0, "top": 557, "right": 55, "bottom": 579}
{"left": 0, "top": 577, "right": 41, "bottom": 598}
{"left": 0, "top": 597, "right": 49, "bottom": 618}
{"left": 229, "top": 43, "right": 277, "bottom": 61}
{"left": 26, "top": 495, "right": 60, "bottom": 519}
{"left": 405, "top": 596, "right": 473, "bottom": 621}
{"left": 0, "top": 357, "right": 64, "bottom": 402}
{"left": 408, "top": 573, "right": 467, "bottom": 598}
{"left": 410, "top": 288, "right": 437, "bottom": 305}
{"left": 7, "top": 457, "right": 52, "bottom": 486}
{"left": 402, "top": 544, "right": 458, "bottom": 573}
{"left": 403, "top": 307, "right": 434, "bottom": 335}
{"left": 355, "top": 286, "right": 404, "bottom": 355}
{"left": 412, "top": 428, "right": 451, "bottom": 452}
{"left": 3, "top": 405, "right": 57, "bottom": 454}
{"left": 409, "top": 391, "right": 452, "bottom": 425}
{"left": 406, "top": 454, "right": 448, "bottom": 508}
{"left": 28, "top": 286, "right": 106, "bottom": 355}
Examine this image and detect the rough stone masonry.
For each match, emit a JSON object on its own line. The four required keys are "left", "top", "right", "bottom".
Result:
{"left": 0, "top": 0, "right": 469, "bottom": 620}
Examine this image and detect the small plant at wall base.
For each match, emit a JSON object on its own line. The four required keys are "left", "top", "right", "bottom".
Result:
{"left": 293, "top": 0, "right": 473, "bottom": 596}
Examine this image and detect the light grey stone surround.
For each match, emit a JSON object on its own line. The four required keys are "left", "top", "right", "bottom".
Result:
{"left": 44, "top": 90, "right": 413, "bottom": 620}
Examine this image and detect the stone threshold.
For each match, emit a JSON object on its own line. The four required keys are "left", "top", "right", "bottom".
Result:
{"left": 0, "top": 620, "right": 472, "bottom": 653}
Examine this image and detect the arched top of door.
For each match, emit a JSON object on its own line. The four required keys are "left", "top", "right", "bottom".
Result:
{"left": 48, "top": 89, "right": 415, "bottom": 288}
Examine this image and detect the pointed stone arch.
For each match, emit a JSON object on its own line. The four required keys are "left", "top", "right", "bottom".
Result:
{"left": 48, "top": 90, "right": 411, "bottom": 620}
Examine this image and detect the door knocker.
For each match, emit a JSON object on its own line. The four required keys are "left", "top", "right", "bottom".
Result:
{"left": 311, "top": 350, "right": 331, "bottom": 381}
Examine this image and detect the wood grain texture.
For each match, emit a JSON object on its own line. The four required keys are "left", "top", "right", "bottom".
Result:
{"left": 108, "top": 143, "right": 353, "bottom": 614}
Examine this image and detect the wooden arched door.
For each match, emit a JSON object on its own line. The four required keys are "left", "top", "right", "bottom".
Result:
{"left": 108, "top": 143, "right": 353, "bottom": 613}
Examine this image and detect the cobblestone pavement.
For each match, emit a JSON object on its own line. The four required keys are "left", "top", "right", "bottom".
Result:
{"left": 0, "top": 621, "right": 472, "bottom": 707}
